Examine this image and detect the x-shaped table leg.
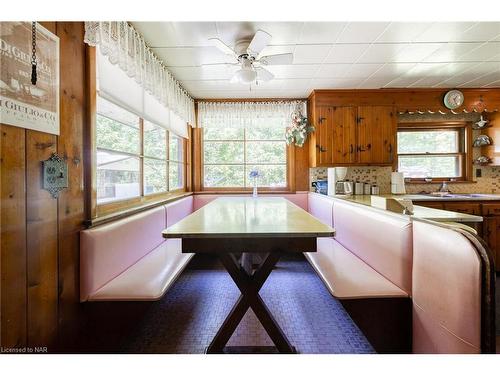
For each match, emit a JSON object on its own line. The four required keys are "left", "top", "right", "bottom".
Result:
{"left": 206, "top": 252, "right": 296, "bottom": 354}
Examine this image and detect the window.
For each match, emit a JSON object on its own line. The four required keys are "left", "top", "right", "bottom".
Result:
{"left": 203, "top": 125, "right": 287, "bottom": 189}
{"left": 96, "top": 96, "right": 185, "bottom": 205}
{"left": 397, "top": 124, "right": 469, "bottom": 181}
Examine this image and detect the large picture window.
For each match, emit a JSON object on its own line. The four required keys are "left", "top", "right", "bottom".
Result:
{"left": 397, "top": 124, "right": 470, "bottom": 181}
{"left": 203, "top": 125, "right": 287, "bottom": 188}
{"left": 96, "top": 96, "right": 185, "bottom": 205}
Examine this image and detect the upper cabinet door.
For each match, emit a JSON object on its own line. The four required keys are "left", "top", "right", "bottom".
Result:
{"left": 357, "top": 106, "right": 396, "bottom": 165}
{"left": 330, "top": 106, "right": 357, "bottom": 164}
{"left": 316, "top": 106, "right": 333, "bottom": 165}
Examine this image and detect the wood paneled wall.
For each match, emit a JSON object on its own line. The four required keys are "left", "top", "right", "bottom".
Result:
{"left": 0, "top": 22, "right": 86, "bottom": 352}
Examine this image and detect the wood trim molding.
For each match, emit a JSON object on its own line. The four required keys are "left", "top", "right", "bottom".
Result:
{"left": 309, "top": 88, "right": 500, "bottom": 113}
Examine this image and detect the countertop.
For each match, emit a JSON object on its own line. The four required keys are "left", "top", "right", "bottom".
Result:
{"left": 311, "top": 193, "right": 483, "bottom": 223}
{"left": 400, "top": 193, "right": 500, "bottom": 202}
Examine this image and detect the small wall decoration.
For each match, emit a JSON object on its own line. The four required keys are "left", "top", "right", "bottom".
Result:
{"left": 285, "top": 106, "right": 314, "bottom": 147}
{"left": 0, "top": 22, "right": 60, "bottom": 134}
{"left": 42, "top": 153, "right": 68, "bottom": 198}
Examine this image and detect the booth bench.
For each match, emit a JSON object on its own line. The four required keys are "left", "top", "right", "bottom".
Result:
{"left": 307, "top": 193, "right": 496, "bottom": 354}
{"left": 79, "top": 192, "right": 495, "bottom": 354}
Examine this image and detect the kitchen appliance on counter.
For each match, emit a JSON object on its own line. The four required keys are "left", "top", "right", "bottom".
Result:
{"left": 313, "top": 180, "right": 328, "bottom": 195}
{"left": 327, "top": 167, "right": 353, "bottom": 195}
{"left": 355, "top": 182, "right": 365, "bottom": 195}
{"left": 391, "top": 172, "right": 406, "bottom": 194}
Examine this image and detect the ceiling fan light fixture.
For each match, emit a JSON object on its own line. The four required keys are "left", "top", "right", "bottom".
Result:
{"left": 235, "top": 68, "right": 257, "bottom": 84}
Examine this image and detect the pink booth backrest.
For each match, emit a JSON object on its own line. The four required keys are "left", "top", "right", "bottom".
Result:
{"left": 307, "top": 193, "right": 334, "bottom": 227}
{"left": 412, "top": 221, "right": 481, "bottom": 353}
{"left": 333, "top": 201, "right": 413, "bottom": 295}
{"left": 193, "top": 193, "right": 308, "bottom": 211}
{"left": 80, "top": 206, "right": 166, "bottom": 301}
{"left": 165, "top": 196, "right": 194, "bottom": 227}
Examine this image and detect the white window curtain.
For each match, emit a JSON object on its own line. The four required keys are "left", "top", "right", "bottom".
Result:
{"left": 197, "top": 101, "right": 306, "bottom": 129}
{"left": 84, "top": 21, "right": 195, "bottom": 137}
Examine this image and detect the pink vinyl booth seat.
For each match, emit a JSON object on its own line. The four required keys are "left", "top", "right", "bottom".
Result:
{"left": 80, "top": 196, "right": 194, "bottom": 302}
{"left": 306, "top": 192, "right": 496, "bottom": 354}
{"left": 412, "top": 220, "right": 496, "bottom": 354}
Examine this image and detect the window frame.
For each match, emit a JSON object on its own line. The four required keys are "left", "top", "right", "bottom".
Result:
{"left": 199, "top": 127, "right": 295, "bottom": 193}
{"left": 396, "top": 121, "right": 473, "bottom": 183}
{"left": 94, "top": 98, "right": 188, "bottom": 217}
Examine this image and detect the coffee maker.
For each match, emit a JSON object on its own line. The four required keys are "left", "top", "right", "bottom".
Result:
{"left": 327, "top": 167, "right": 353, "bottom": 195}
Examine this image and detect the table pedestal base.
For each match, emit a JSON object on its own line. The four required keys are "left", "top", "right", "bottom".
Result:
{"left": 206, "top": 252, "right": 296, "bottom": 354}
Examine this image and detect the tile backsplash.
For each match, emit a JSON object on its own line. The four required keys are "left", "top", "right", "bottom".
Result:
{"left": 309, "top": 165, "right": 500, "bottom": 194}
{"left": 309, "top": 112, "right": 500, "bottom": 194}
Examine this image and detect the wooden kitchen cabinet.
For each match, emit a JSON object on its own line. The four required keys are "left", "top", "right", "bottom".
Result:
{"left": 442, "top": 202, "right": 482, "bottom": 216}
{"left": 308, "top": 104, "right": 396, "bottom": 167}
{"left": 312, "top": 106, "right": 356, "bottom": 166}
{"left": 483, "top": 217, "right": 499, "bottom": 271}
{"left": 357, "top": 106, "right": 396, "bottom": 165}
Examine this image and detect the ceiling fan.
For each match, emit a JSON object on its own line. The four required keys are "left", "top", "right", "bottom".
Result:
{"left": 207, "top": 29, "right": 293, "bottom": 84}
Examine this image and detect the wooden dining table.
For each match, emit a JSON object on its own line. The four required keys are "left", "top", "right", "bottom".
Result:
{"left": 162, "top": 196, "right": 335, "bottom": 354}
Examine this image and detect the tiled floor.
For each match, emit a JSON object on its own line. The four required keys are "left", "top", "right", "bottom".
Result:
{"left": 120, "top": 254, "right": 375, "bottom": 354}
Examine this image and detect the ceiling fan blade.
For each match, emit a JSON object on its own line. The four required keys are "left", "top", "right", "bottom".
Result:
{"left": 259, "top": 53, "right": 293, "bottom": 66}
{"left": 255, "top": 67, "right": 274, "bottom": 82}
{"left": 247, "top": 29, "right": 272, "bottom": 55}
{"left": 209, "top": 38, "right": 236, "bottom": 56}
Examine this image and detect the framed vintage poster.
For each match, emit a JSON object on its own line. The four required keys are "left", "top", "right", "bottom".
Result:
{"left": 0, "top": 22, "right": 60, "bottom": 135}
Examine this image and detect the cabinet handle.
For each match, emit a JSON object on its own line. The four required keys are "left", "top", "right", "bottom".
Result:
{"left": 358, "top": 145, "right": 366, "bottom": 152}
{"left": 356, "top": 116, "right": 365, "bottom": 124}
{"left": 316, "top": 145, "right": 327, "bottom": 152}
{"left": 350, "top": 144, "right": 353, "bottom": 154}
{"left": 318, "top": 117, "right": 326, "bottom": 124}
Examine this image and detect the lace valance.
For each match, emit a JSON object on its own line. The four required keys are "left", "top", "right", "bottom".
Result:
{"left": 197, "top": 101, "right": 306, "bottom": 128}
{"left": 84, "top": 21, "right": 195, "bottom": 127}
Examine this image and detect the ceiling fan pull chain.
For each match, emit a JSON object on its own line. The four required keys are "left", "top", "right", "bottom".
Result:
{"left": 31, "top": 21, "right": 37, "bottom": 85}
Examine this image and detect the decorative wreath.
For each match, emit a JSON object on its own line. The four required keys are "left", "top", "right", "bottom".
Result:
{"left": 285, "top": 108, "right": 314, "bottom": 147}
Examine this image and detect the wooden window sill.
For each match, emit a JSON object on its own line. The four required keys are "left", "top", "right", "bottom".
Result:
{"left": 86, "top": 191, "right": 193, "bottom": 228}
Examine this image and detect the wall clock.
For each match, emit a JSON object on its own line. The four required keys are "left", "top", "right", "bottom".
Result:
{"left": 443, "top": 90, "right": 464, "bottom": 109}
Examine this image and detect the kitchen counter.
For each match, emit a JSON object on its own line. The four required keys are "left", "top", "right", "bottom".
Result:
{"left": 312, "top": 193, "right": 483, "bottom": 223}
{"left": 401, "top": 193, "right": 500, "bottom": 202}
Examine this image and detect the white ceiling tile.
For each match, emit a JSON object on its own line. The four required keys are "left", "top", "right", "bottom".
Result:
{"left": 280, "top": 79, "right": 312, "bottom": 90}
{"left": 458, "top": 71, "right": 500, "bottom": 87}
{"left": 298, "top": 22, "right": 346, "bottom": 44}
{"left": 451, "top": 22, "right": 500, "bottom": 42}
{"left": 153, "top": 47, "right": 236, "bottom": 67}
{"left": 324, "top": 44, "right": 369, "bottom": 63}
{"left": 423, "top": 43, "right": 483, "bottom": 62}
{"left": 337, "top": 22, "right": 390, "bottom": 43}
{"left": 482, "top": 79, "right": 500, "bottom": 87}
{"left": 356, "top": 43, "right": 408, "bottom": 63}
{"left": 370, "top": 63, "right": 417, "bottom": 78}
{"left": 457, "top": 42, "right": 500, "bottom": 62}
{"left": 393, "top": 43, "right": 443, "bottom": 63}
{"left": 376, "top": 22, "right": 433, "bottom": 43}
{"left": 357, "top": 77, "right": 392, "bottom": 89}
{"left": 385, "top": 76, "right": 422, "bottom": 87}
{"left": 215, "top": 22, "right": 304, "bottom": 46}
{"left": 414, "top": 22, "right": 477, "bottom": 42}
{"left": 134, "top": 22, "right": 500, "bottom": 98}
{"left": 168, "top": 65, "right": 239, "bottom": 80}
{"left": 264, "top": 65, "right": 320, "bottom": 79}
{"left": 132, "top": 22, "right": 217, "bottom": 47}
{"left": 310, "top": 78, "right": 365, "bottom": 89}
{"left": 436, "top": 62, "right": 500, "bottom": 86}
{"left": 345, "top": 64, "right": 384, "bottom": 78}
{"left": 315, "top": 64, "right": 352, "bottom": 78}
{"left": 293, "top": 45, "right": 332, "bottom": 64}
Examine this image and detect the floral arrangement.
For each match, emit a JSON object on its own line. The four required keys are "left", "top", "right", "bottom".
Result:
{"left": 249, "top": 169, "right": 261, "bottom": 197}
{"left": 285, "top": 109, "right": 314, "bottom": 147}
